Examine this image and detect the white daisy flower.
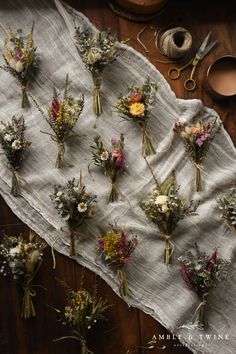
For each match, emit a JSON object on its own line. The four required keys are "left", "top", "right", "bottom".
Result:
{"left": 12, "top": 140, "right": 22, "bottom": 150}
{"left": 77, "top": 202, "right": 87, "bottom": 213}
{"left": 100, "top": 151, "right": 109, "bottom": 161}
{"left": 4, "top": 134, "right": 13, "bottom": 142}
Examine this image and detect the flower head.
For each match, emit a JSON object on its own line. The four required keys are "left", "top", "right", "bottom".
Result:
{"left": 12, "top": 139, "right": 22, "bottom": 150}
{"left": 100, "top": 151, "right": 109, "bottom": 161}
{"left": 129, "top": 102, "right": 145, "bottom": 117}
{"left": 77, "top": 202, "right": 87, "bottom": 213}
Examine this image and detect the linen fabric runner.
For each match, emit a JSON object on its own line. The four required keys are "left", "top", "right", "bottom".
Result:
{"left": 0, "top": 1, "right": 236, "bottom": 353}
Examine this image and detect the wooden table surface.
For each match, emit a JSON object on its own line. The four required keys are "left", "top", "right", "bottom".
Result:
{"left": 1, "top": 1, "right": 236, "bottom": 353}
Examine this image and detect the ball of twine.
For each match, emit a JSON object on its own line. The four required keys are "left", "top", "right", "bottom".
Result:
{"left": 159, "top": 27, "right": 192, "bottom": 59}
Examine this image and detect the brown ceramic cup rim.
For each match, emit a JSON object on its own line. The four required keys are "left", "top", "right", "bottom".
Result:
{"left": 207, "top": 55, "right": 236, "bottom": 98}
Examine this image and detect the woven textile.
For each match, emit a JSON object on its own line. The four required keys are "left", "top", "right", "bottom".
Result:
{"left": 0, "top": 1, "right": 236, "bottom": 353}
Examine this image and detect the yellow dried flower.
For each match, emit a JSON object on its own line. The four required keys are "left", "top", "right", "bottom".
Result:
{"left": 129, "top": 102, "right": 145, "bottom": 117}
{"left": 102, "top": 230, "right": 123, "bottom": 260}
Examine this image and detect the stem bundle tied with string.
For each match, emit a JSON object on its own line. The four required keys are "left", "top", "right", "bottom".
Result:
{"left": 0, "top": 116, "right": 31, "bottom": 197}
{"left": 0, "top": 231, "right": 46, "bottom": 319}
{"left": 97, "top": 226, "right": 138, "bottom": 298}
{"left": 75, "top": 27, "right": 122, "bottom": 121}
{"left": 140, "top": 160, "right": 198, "bottom": 265}
{"left": 90, "top": 134, "right": 126, "bottom": 203}
{"left": 173, "top": 115, "right": 221, "bottom": 192}
{"left": 1, "top": 23, "right": 39, "bottom": 108}
{"left": 51, "top": 174, "right": 96, "bottom": 257}
{"left": 116, "top": 78, "right": 157, "bottom": 157}
{"left": 32, "top": 74, "right": 84, "bottom": 168}
{"left": 51, "top": 277, "right": 110, "bottom": 354}
{"left": 178, "top": 244, "right": 230, "bottom": 330}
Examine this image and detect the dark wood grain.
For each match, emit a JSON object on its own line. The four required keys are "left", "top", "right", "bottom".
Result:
{"left": 1, "top": 1, "right": 236, "bottom": 353}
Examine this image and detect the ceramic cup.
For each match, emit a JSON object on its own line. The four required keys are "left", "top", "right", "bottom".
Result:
{"left": 207, "top": 55, "right": 236, "bottom": 98}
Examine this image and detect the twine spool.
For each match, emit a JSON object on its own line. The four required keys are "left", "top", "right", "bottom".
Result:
{"left": 159, "top": 27, "right": 192, "bottom": 59}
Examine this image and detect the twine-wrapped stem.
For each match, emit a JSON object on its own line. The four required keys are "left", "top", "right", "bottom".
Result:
{"left": 193, "top": 293, "right": 208, "bottom": 329}
{"left": 195, "top": 163, "right": 203, "bottom": 192}
{"left": 117, "top": 267, "right": 128, "bottom": 298}
{"left": 11, "top": 170, "right": 21, "bottom": 197}
{"left": 21, "top": 84, "right": 30, "bottom": 109}
{"left": 21, "top": 284, "right": 36, "bottom": 319}
{"left": 141, "top": 126, "right": 156, "bottom": 157}
{"left": 107, "top": 181, "right": 119, "bottom": 203}
{"left": 163, "top": 234, "right": 174, "bottom": 265}
{"left": 69, "top": 230, "right": 76, "bottom": 257}
{"left": 92, "top": 74, "right": 102, "bottom": 116}
{"left": 55, "top": 141, "right": 65, "bottom": 169}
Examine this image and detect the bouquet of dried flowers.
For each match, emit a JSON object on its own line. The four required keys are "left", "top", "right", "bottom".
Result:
{"left": 75, "top": 27, "right": 120, "bottom": 119}
{"left": 0, "top": 116, "right": 31, "bottom": 197}
{"left": 51, "top": 177, "right": 96, "bottom": 257}
{"left": 217, "top": 189, "right": 236, "bottom": 231}
{"left": 178, "top": 244, "right": 230, "bottom": 330}
{"left": 173, "top": 117, "right": 221, "bottom": 192}
{"left": 140, "top": 171, "right": 198, "bottom": 265}
{"left": 0, "top": 231, "right": 46, "bottom": 319}
{"left": 53, "top": 279, "right": 110, "bottom": 354}
{"left": 1, "top": 24, "right": 39, "bottom": 108}
{"left": 33, "top": 75, "right": 84, "bottom": 168}
{"left": 116, "top": 78, "right": 157, "bottom": 157}
{"left": 90, "top": 134, "right": 125, "bottom": 203}
{"left": 97, "top": 226, "right": 138, "bottom": 297}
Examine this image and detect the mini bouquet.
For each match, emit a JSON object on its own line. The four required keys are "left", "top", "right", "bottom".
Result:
{"left": 173, "top": 117, "right": 221, "bottom": 192}
{"left": 35, "top": 75, "right": 84, "bottom": 168}
{"left": 140, "top": 172, "right": 198, "bottom": 265}
{"left": 75, "top": 27, "right": 120, "bottom": 118}
{"left": 97, "top": 227, "right": 138, "bottom": 297}
{"left": 178, "top": 244, "right": 230, "bottom": 330}
{"left": 217, "top": 189, "right": 236, "bottom": 231}
{"left": 90, "top": 134, "right": 125, "bottom": 203}
{"left": 0, "top": 116, "right": 31, "bottom": 197}
{"left": 0, "top": 231, "right": 46, "bottom": 319}
{"left": 51, "top": 177, "right": 96, "bottom": 257}
{"left": 53, "top": 280, "right": 110, "bottom": 354}
{"left": 1, "top": 24, "right": 39, "bottom": 108}
{"left": 116, "top": 78, "right": 157, "bottom": 157}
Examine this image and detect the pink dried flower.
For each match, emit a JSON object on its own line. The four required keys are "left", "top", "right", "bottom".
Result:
{"left": 112, "top": 148, "right": 125, "bottom": 170}
{"left": 14, "top": 48, "right": 24, "bottom": 60}
{"left": 51, "top": 99, "right": 60, "bottom": 120}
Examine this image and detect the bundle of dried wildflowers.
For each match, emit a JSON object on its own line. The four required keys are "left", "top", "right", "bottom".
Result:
{"left": 33, "top": 74, "right": 84, "bottom": 168}
{"left": 0, "top": 231, "right": 46, "bottom": 319}
{"left": 0, "top": 116, "right": 31, "bottom": 197}
{"left": 52, "top": 279, "right": 110, "bottom": 354}
{"left": 97, "top": 226, "right": 138, "bottom": 297}
{"left": 178, "top": 244, "right": 230, "bottom": 330}
{"left": 51, "top": 176, "right": 96, "bottom": 257}
{"left": 1, "top": 23, "right": 39, "bottom": 108}
{"left": 173, "top": 116, "right": 221, "bottom": 192}
{"left": 140, "top": 167, "right": 198, "bottom": 265}
{"left": 116, "top": 78, "right": 157, "bottom": 157}
{"left": 90, "top": 134, "right": 126, "bottom": 203}
{"left": 75, "top": 27, "right": 121, "bottom": 121}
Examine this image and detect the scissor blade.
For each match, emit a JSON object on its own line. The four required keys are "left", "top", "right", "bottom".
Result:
{"left": 199, "top": 40, "right": 218, "bottom": 60}
{"left": 195, "top": 32, "right": 211, "bottom": 59}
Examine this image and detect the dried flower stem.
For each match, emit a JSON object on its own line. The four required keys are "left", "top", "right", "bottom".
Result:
{"left": 21, "top": 85, "right": 30, "bottom": 109}
{"left": 21, "top": 285, "right": 36, "bottom": 319}
{"left": 195, "top": 164, "right": 202, "bottom": 192}
{"left": 108, "top": 181, "right": 119, "bottom": 203}
{"left": 163, "top": 234, "right": 174, "bottom": 265}
{"left": 93, "top": 74, "right": 102, "bottom": 116}
{"left": 11, "top": 170, "right": 21, "bottom": 197}
{"left": 142, "top": 127, "right": 156, "bottom": 157}
{"left": 117, "top": 267, "right": 128, "bottom": 297}
{"left": 70, "top": 231, "right": 76, "bottom": 257}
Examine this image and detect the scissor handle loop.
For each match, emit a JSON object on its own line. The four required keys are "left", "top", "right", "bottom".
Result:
{"left": 168, "top": 67, "right": 180, "bottom": 80}
{"left": 184, "top": 78, "right": 196, "bottom": 91}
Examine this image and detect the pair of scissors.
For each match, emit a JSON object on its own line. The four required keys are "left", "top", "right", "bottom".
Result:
{"left": 168, "top": 32, "right": 217, "bottom": 91}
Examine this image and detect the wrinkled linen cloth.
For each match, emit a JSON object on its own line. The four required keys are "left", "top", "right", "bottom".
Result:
{"left": 0, "top": 1, "right": 236, "bottom": 353}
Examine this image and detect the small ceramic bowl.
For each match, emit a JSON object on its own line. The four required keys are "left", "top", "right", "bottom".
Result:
{"left": 207, "top": 55, "right": 236, "bottom": 98}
